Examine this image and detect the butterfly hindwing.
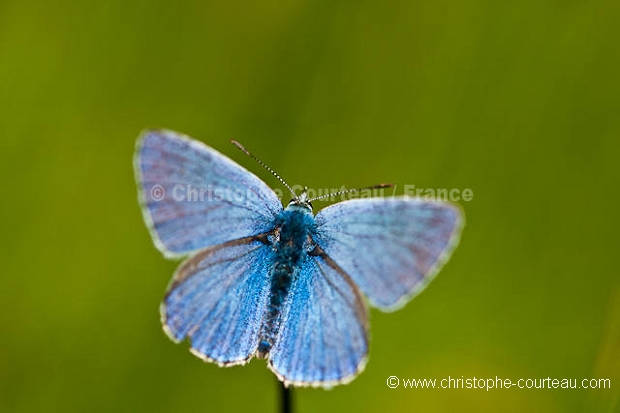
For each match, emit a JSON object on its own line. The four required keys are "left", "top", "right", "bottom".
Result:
{"left": 162, "top": 235, "right": 274, "bottom": 365}
{"left": 313, "top": 198, "right": 463, "bottom": 311}
{"left": 134, "top": 130, "right": 282, "bottom": 257}
{"left": 268, "top": 249, "right": 369, "bottom": 387}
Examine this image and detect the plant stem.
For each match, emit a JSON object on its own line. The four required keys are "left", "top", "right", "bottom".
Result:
{"left": 279, "top": 380, "right": 292, "bottom": 413}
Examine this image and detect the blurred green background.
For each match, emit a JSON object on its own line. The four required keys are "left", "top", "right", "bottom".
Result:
{"left": 1, "top": 1, "right": 618, "bottom": 412}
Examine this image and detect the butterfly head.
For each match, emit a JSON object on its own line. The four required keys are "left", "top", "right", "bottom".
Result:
{"left": 288, "top": 187, "right": 313, "bottom": 212}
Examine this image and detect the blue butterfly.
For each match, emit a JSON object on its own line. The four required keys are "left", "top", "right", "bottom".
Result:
{"left": 134, "top": 130, "right": 463, "bottom": 388}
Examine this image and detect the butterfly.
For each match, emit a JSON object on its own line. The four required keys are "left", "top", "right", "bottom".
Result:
{"left": 134, "top": 129, "right": 463, "bottom": 388}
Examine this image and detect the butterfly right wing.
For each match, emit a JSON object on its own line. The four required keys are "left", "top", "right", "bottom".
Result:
{"left": 313, "top": 198, "right": 463, "bottom": 311}
{"left": 267, "top": 249, "right": 369, "bottom": 388}
{"left": 162, "top": 235, "right": 273, "bottom": 366}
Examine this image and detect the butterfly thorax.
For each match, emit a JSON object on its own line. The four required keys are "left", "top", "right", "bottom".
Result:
{"left": 257, "top": 203, "right": 315, "bottom": 357}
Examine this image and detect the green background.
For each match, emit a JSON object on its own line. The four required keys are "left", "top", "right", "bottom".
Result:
{"left": 2, "top": 1, "right": 618, "bottom": 412}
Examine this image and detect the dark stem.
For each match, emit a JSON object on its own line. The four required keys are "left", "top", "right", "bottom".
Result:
{"left": 278, "top": 380, "right": 293, "bottom": 413}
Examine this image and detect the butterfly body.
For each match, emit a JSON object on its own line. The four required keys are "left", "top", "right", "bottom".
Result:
{"left": 135, "top": 129, "right": 463, "bottom": 388}
{"left": 258, "top": 201, "right": 316, "bottom": 357}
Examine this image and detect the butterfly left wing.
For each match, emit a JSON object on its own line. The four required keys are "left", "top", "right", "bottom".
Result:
{"left": 313, "top": 198, "right": 463, "bottom": 311}
{"left": 162, "top": 235, "right": 273, "bottom": 365}
{"left": 267, "top": 250, "right": 369, "bottom": 388}
{"left": 134, "top": 130, "right": 282, "bottom": 258}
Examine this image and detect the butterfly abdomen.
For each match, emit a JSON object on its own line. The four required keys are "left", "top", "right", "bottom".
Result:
{"left": 257, "top": 205, "right": 316, "bottom": 357}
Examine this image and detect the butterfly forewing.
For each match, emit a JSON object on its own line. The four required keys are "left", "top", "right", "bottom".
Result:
{"left": 313, "top": 198, "right": 463, "bottom": 311}
{"left": 135, "top": 130, "right": 282, "bottom": 257}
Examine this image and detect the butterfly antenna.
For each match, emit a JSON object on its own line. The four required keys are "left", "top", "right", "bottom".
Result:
{"left": 307, "top": 183, "right": 393, "bottom": 202}
{"left": 231, "top": 140, "right": 298, "bottom": 200}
